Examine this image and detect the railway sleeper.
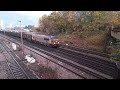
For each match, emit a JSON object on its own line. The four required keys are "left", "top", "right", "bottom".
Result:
{"left": 17, "top": 76, "right": 27, "bottom": 79}
{"left": 15, "top": 75, "right": 27, "bottom": 79}
{"left": 14, "top": 72, "right": 26, "bottom": 77}
{"left": 10, "top": 68, "right": 23, "bottom": 73}
{"left": 10, "top": 65, "right": 23, "bottom": 70}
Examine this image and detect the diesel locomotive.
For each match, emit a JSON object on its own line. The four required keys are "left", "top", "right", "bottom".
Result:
{"left": 0, "top": 30, "right": 60, "bottom": 47}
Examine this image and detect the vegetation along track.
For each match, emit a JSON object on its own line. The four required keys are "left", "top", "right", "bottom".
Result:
{"left": 0, "top": 42, "right": 30, "bottom": 79}
{"left": 0, "top": 34, "right": 111, "bottom": 79}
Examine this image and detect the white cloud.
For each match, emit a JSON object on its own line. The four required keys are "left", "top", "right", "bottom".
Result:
{"left": 15, "top": 25, "right": 25, "bottom": 27}
{"left": 15, "top": 11, "right": 52, "bottom": 18}
{"left": 15, "top": 11, "right": 52, "bottom": 26}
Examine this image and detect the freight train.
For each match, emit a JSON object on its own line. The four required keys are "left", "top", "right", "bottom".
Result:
{"left": 0, "top": 30, "right": 60, "bottom": 48}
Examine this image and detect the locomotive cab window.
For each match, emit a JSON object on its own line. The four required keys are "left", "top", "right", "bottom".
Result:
{"left": 51, "top": 36, "right": 58, "bottom": 39}
{"left": 44, "top": 38, "right": 49, "bottom": 41}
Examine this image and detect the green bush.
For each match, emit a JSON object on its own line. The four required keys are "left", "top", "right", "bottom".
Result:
{"left": 116, "top": 48, "right": 120, "bottom": 55}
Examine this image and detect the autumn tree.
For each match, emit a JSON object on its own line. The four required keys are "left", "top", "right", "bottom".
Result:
{"left": 38, "top": 11, "right": 120, "bottom": 36}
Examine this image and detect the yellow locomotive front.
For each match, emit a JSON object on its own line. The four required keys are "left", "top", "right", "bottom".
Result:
{"left": 50, "top": 36, "right": 60, "bottom": 47}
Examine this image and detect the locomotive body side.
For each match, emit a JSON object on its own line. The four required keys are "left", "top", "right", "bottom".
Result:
{"left": 0, "top": 30, "right": 60, "bottom": 48}
{"left": 31, "top": 33, "right": 60, "bottom": 47}
{"left": 32, "top": 34, "right": 50, "bottom": 45}
{"left": 23, "top": 32, "right": 32, "bottom": 41}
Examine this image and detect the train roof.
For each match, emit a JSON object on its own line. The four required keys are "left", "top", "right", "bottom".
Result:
{"left": 31, "top": 32, "right": 51, "bottom": 36}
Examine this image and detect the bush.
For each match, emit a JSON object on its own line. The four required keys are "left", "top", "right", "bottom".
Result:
{"left": 86, "top": 34, "right": 106, "bottom": 46}
{"left": 116, "top": 48, "right": 120, "bottom": 55}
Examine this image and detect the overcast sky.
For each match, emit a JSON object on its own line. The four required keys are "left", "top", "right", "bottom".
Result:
{"left": 0, "top": 11, "right": 53, "bottom": 27}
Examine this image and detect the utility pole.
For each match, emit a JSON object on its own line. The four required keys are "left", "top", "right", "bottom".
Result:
{"left": 18, "top": 20, "right": 24, "bottom": 60}
{"left": 4, "top": 29, "right": 5, "bottom": 41}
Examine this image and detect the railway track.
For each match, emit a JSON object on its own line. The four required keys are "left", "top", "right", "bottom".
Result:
{"left": 26, "top": 43, "right": 109, "bottom": 79}
{"left": 0, "top": 34, "right": 114, "bottom": 79}
{"left": 54, "top": 48, "right": 118, "bottom": 78}
{"left": 17, "top": 35, "right": 117, "bottom": 78}
{"left": 61, "top": 44, "right": 110, "bottom": 58}
{"left": 0, "top": 42, "right": 30, "bottom": 79}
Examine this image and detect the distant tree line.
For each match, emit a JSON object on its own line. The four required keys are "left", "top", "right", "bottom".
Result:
{"left": 37, "top": 11, "right": 120, "bottom": 35}
{"left": 24, "top": 25, "right": 34, "bottom": 29}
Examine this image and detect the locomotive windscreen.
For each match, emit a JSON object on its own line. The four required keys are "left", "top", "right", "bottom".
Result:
{"left": 51, "top": 36, "right": 58, "bottom": 39}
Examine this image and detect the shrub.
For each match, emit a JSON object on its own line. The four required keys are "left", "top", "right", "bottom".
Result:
{"left": 86, "top": 34, "right": 106, "bottom": 46}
